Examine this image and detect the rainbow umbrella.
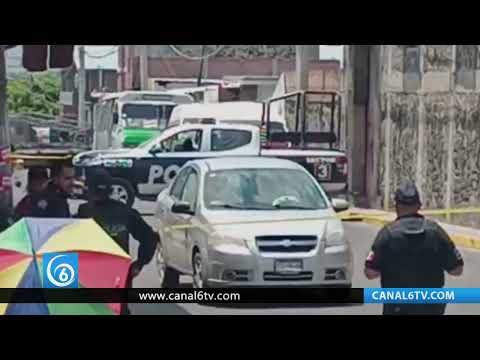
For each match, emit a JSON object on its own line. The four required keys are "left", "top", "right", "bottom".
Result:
{"left": 0, "top": 218, "right": 131, "bottom": 315}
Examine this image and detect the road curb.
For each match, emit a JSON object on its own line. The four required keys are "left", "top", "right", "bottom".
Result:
{"left": 340, "top": 211, "right": 480, "bottom": 251}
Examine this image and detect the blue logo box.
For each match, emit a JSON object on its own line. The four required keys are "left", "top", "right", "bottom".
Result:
{"left": 42, "top": 253, "right": 79, "bottom": 289}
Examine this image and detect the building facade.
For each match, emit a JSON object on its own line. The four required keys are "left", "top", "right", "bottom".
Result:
{"left": 345, "top": 45, "right": 480, "bottom": 216}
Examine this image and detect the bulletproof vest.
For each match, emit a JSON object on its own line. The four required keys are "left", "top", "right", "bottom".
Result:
{"left": 86, "top": 203, "right": 130, "bottom": 253}
{"left": 99, "top": 222, "right": 129, "bottom": 253}
{"left": 382, "top": 216, "right": 445, "bottom": 288}
{"left": 388, "top": 217, "right": 439, "bottom": 254}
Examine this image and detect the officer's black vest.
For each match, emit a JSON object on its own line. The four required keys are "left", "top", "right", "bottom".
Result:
{"left": 380, "top": 216, "right": 445, "bottom": 289}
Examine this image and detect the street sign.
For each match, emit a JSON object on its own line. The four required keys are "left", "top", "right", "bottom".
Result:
{"left": 60, "top": 91, "right": 74, "bottom": 106}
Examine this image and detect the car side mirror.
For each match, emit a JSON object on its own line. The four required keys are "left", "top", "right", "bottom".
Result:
{"left": 149, "top": 146, "right": 159, "bottom": 155}
{"left": 331, "top": 198, "right": 349, "bottom": 213}
{"left": 149, "top": 143, "right": 166, "bottom": 155}
{"left": 113, "top": 113, "right": 119, "bottom": 125}
{"left": 171, "top": 201, "right": 194, "bottom": 215}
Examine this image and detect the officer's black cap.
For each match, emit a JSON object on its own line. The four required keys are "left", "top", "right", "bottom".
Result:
{"left": 28, "top": 167, "right": 49, "bottom": 182}
{"left": 394, "top": 181, "right": 422, "bottom": 206}
{"left": 87, "top": 168, "right": 113, "bottom": 194}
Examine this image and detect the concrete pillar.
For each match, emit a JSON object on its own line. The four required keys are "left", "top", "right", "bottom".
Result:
{"left": 415, "top": 46, "right": 426, "bottom": 203}
{"left": 296, "top": 45, "right": 310, "bottom": 91}
{"left": 349, "top": 45, "right": 369, "bottom": 205}
{"left": 384, "top": 92, "right": 392, "bottom": 210}
{"left": 366, "top": 45, "right": 382, "bottom": 208}
{"left": 446, "top": 45, "right": 457, "bottom": 219}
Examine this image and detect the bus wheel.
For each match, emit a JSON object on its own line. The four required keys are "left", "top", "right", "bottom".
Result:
{"left": 110, "top": 178, "right": 135, "bottom": 207}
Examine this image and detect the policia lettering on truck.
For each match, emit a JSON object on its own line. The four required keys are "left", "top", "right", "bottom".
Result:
{"left": 143, "top": 164, "right": 182, "bottom": 189}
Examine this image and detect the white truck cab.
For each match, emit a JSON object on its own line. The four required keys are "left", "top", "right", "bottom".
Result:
{"left": 168, "top": 102, "right": 287, "bottom": 132}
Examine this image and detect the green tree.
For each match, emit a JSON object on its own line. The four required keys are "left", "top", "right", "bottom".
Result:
{"left": 7, "top": 73, "right": 61, "bottom": 115}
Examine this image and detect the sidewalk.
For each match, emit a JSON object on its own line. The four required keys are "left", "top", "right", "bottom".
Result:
{"left": 341, "top": 208, "right": 480, "bottom": 250}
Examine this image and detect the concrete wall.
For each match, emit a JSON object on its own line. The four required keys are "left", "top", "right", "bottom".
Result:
{"left": 377, "top": 45, "right": 480, "bottom": 210}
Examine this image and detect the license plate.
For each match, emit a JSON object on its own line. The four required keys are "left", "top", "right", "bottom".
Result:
{"left": 317, "top": 163, "right": 331, "bottom": 181}
{"left": 275, "top": 259, "right": 303, "bottom": 274}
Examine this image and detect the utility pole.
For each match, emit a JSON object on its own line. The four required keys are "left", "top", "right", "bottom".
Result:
{"left": 296, "top": 45, "right": 310, "bottom": 91}
{"left": 0, "top": 45, "right": 12, "bottom": 216}
{"left": 139, "top": 45, "right": 149, "bottom": 90}
{"left": 197, "top": 45, "right": 207, "bottom": 87}
{"left": 78, "top": 45, "right": 87, "bottom": 128}
{"left": 0, "top": 45, "right": 8, "bottom": 147}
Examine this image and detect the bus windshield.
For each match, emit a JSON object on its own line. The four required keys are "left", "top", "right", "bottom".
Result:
{"left": 121, "top": 103, "right": 175, "bottom": 129}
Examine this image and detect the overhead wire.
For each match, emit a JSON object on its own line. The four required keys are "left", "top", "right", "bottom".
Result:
{"left": 84, "top": 47, "right": 118, "bottom": 59}
{"left": 167, "top": 45, "right": 227, "bottom": 60}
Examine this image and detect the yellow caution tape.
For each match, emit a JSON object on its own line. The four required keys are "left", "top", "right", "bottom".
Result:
{"left": 421, "top": 208, "right": 480, "bottom": 216}
{"left": 349, "top": 214, "right": 480, "bottom": 250}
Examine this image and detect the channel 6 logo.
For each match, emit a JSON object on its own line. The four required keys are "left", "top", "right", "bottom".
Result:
{"left": 42, "top": 253, "right": 78, "bottom": 288}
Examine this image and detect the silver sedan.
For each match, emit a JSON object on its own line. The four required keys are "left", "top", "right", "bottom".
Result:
{"left": 154, "top": 157, "right": 353, "bottom": 288}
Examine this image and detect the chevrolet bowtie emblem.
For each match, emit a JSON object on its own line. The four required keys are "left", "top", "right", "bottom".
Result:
{"left": 281, "top": 239, "right": 293, "bottom": 247}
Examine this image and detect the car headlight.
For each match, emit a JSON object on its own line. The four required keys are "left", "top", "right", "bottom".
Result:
{"left": 211, "top": 233, "right": 251, "bottom": 255}
{"left": 325, "top": 231, "right": 345, "bottom": 247}
{"left": 214, "top": 243, "right": 251, "bottom": 256}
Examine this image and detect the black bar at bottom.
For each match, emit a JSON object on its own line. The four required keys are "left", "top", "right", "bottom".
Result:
{"left": 0, "top": 288, "right": 364, "bottom": 304}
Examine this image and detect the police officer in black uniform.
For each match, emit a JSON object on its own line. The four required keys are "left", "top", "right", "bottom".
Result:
{"left": 0, "top": 204, "right": 12, "bottom": 232}
{"left": 76, "top": 168, "right": 158, "bottom": 314}
{"left": 30, "top": 160, "right": 75, "bottom": 218}
{"left": 364, "top": 181, "right": 464, "bottom": 315}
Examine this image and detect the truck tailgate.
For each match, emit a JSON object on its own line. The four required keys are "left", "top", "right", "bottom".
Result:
{"left": 260, "top": 148, "right": 348, "bottom": 192}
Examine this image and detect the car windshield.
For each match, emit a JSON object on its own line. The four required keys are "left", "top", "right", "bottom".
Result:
{"left": 137, "top": 132, "right": 164, "bottom": 150}
{"left": 204, "top": 168, "right": 328, "bottom": 210}
{"left": 122, "top": 104, "right": 175, "bottom": 129}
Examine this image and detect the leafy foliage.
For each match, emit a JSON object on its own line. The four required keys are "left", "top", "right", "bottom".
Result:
{"left": 7, "top": 73, "right": 61, "bottom": 115}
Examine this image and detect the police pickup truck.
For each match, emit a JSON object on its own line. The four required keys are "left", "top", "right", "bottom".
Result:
{"left": 73, "top": 122, "right": 348, "bottom": 207}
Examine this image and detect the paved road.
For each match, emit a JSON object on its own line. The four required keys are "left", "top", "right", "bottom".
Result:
{"left": 129, "top": 202, "right": 480, "bottom": 315}
{"left": 13, "top": 172, "right": 480, "bottom": 315}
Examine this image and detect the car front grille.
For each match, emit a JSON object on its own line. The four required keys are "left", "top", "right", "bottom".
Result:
{"left": 256, "top": 236, "right": 318, "bottom": 253}
{"left": 263, "top": 271, "right": 314, "bottom": 281}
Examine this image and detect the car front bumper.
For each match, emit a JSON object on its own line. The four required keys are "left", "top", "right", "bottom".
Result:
{"left": 205, "top": 243, "right": 353, "bottom": 288}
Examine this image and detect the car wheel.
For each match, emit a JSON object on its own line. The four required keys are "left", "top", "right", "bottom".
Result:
{"left": 192, "top": 250, "right": 208, "bottom": 289}
{"left": 110, "top": 178, "right": 135, "bottom": 207}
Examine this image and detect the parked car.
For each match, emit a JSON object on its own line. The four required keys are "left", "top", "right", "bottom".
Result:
{"left": 154, "top": 157, "right": 352, "bottom": 288}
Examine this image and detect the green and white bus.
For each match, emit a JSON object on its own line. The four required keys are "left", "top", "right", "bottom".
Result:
{"left": 92, "top": 91, "right": 193, "bottom": 150}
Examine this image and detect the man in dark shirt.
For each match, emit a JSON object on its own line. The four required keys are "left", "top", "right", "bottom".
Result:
{"left": 14, "top": 167, "right": 49, "bottom": 221}
{"left": 76, "top": 169, "right": 158, "bottom": 314}
{"left": 30, "top": 160, "right": 75, "bottom": 218}
{"left": 0, "top": 204, "right": 11, "bottom": 233}
{"left": 364, "top": 181, "right": 464, "bottom": 315}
